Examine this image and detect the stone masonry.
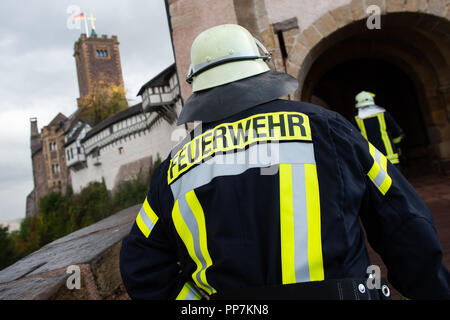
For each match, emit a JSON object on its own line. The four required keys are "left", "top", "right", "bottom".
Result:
{"left": 0, "top": 205, "right": 138, "bottom": 300}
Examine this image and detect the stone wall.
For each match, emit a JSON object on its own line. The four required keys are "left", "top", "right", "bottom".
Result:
{"left": 169, "top": 0, "right": 238, "bottom": 101}
{"left": 0, "top": 205, "right": 138, "bottom": 300}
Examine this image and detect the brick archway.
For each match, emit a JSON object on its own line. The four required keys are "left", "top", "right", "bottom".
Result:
{"left": 283, "top": 0, "right": 450, "bottom": 171}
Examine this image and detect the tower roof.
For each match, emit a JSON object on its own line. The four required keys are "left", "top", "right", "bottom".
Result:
{"left": 47, "top": 112, "right": 68, "bottom": 127}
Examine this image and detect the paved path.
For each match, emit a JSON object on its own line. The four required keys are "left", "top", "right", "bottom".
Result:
{"left": 366, "top": 174, "right": 450, "bottom": 299}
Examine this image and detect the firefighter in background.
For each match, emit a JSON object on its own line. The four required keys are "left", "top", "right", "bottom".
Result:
{"left": 353, "top": 91, "right": 404, "bottom": 166}
{"left": 120, "top": 24, "right": 449, "bottom": 300}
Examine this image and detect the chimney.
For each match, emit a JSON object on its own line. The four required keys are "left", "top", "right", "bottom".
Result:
{"left": 30, "top": 117, "right": 39, "bottom": 138}
{"left": 30, "top": 117, "right": 42, "bottom": 155}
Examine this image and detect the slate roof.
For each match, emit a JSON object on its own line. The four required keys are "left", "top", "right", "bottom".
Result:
{"left": 64, "top": 123, "right": 88, "bottom": 147}
{"left": 81, "top": 103, "right": 143, "bottom": 143}
{"left": 137, "top": 63, "right": 176, "bottom": 96}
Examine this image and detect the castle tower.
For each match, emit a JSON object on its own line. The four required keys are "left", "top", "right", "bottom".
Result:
{"left": 73, "top": 33, "right": 125, "bottom": 105}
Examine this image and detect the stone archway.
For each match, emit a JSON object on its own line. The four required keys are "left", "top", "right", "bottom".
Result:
{"left": 284, "top": 0, "right": 450, "bottom": 172}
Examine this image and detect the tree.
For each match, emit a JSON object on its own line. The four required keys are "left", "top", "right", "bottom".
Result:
{"left": 3, "top": 156, "right": 163, "bottom": 269}
{"left": 0, "top": 226, "right": 16, "bottom": 270}
{"left": 78, "top": 81, "right": 128, "bottom": 126}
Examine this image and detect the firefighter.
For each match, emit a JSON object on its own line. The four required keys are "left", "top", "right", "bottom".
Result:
{"left": 353, "top": 91, "right": 404, "bottom": 166}
{"left": 120, "top": 24, "right": 449, "bottom": 300}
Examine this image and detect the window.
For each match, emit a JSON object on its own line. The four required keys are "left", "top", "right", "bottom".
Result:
{"left": 77, "top": 147, "right": 81, "bottom": 154}
{"left": 67, "top": 149, "right": 70, "bottom": 160}
{"left": 49, "top": 141, "right": 57, "bottom": 151}
{"left": 118, "top": 147, "right": 124, "bottom": 155}
{"left": 70, "top": 148, "right": 74, "bottom": 159}
{"left": 92, "top": 147, "right": 100, "bottom": 158}
{"left": 52, "top": 164, "right": 60, "bottom": 174}
{"left": 96, "top": 49, "right": 108, "bottom": 57}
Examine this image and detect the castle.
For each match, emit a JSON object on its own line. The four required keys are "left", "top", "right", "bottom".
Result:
{"left": 27, "top": 30, "right": 182, "bottom": 217}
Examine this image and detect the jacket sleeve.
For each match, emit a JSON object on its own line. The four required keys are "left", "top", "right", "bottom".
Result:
{"left": 120, "top": 165, "right": 203, "bottom": 300}
{"left": 331, "top": 112, "right": 449, "bottom": 299}
{"left": 385, "top": 111, "right": 404, "bottom": 144}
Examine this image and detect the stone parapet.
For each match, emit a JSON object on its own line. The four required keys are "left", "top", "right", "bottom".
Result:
{"left": 0, "top": 205, "right": 139, "bottom": 300}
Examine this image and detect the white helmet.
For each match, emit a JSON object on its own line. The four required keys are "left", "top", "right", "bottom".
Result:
{"left": 355, "top": 91, "right": 376, "bottom": 108}
{"left": 186, "top": 24, "right": 271, "bottom": 92}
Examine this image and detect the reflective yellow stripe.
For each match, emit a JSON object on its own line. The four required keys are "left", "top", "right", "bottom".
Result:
{"left": 355, "top": 116, "right": 368, "bottom": 140}
{"left": 377, "top": 113, "right": 394, "bottom": 157}
{"left": 389, "top": 158, "right": 399, "bottom": 164}
{"left": 176, "top": 282, "right": 191, "bottom": 300}
{"left": 378, "top": 153, "right": 392, "bottom": 193}
{"left": 143, "top": 197, "right": 158, "bottom": 225}
{"left": 279, "top": 164, "right": 296, "bottom": 284}
{"left": 172, "top": 192, "right": 216, "bottom": 295}
{"left": 387, "top": 153, "right": 399, "bottom": 164}
{"left": 175, "top": 282, "right": 202, "bottom": 300}
{"left": 367, "top": 143, "right": 392, "bottom": 195}
{"left": 304, "top": 164, "right": 324, "bottom": 281}
{"left": 379, "top": 176, "right": 392, "bottom": 194}
{"left": 379, "top": 148, "right": 388, "bottom": 172}
{"left": 172, "top": 201, "right": 203, "bottom": 290}
{"left": 392, "top": 136, "right": 402, "bottom": 144}
{"left": 136, "top": 197, "right": 159, "bottom": 238}
{"left": 369, "top": 141, "right": 376, "bottom": 157}
{"left": 185, "top": 190, "right": 215, "bottom": 294}
{"left": 279, "top": 163, "right": 324, "bottom": 284}
{"left": 368, "top": 160, "right": 381, "bottom": 180}
{"left": 136, "top": 212, "right": 150, "bottom": 238}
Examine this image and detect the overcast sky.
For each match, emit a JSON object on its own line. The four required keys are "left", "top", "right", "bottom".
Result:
{"left": 0, "top": 0, "right": 174, "bottom": 221}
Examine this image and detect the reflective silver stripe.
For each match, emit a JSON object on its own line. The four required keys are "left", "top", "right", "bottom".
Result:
{"left": 185, "top": 285, "right": 200, "bottom": 300}
{"left": 291, "top": 164, "right": 310, "bottom": 282}
{"left": 170, "top": 142, "right": 316, "bottom": 200}
{"left": 372, "top": 164, "right": 387, "bottom": 189}
{"left": 374, "top": 148, "right": 382, "bottom": 165}
{"left": 139, "top": 206, "right": 156, "bottom": 233}
{"left": 178, "top": 195, "right": 210, "bottom": 292}
{"left": 372, "top": 148, "right": 387, "bottom": 188}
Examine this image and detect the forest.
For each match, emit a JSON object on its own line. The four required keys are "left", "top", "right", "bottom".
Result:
{"left": 0, "top": 157, "right": 160, "bottom": 271}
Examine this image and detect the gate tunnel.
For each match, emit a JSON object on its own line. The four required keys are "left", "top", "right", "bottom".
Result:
{"left": 297, "top": 12, "right": 450, "bottom": 175}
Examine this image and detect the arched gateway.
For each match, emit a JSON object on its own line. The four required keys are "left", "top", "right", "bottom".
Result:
{"left": 284, "top": 1, "right": 450, "bottom": 173}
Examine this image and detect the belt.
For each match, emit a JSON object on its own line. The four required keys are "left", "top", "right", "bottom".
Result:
{"left": 211, "top": 278, "right": 391, "bottom": 300}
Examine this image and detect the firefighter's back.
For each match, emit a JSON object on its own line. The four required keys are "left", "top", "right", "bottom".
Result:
{"left": 154, "top": 99, "right": 370, "bottom": 294}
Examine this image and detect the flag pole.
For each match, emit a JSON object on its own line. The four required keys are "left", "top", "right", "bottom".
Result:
{"left": 83, "top": 13, "right": 89, "bottom": 36}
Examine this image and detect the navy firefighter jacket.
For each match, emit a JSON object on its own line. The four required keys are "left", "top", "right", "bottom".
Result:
{"left": 353, "top": 110, "right": 404, "bottom": 165}
{"left": 120, "top": 99, "right": 449, "bottom": 300}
